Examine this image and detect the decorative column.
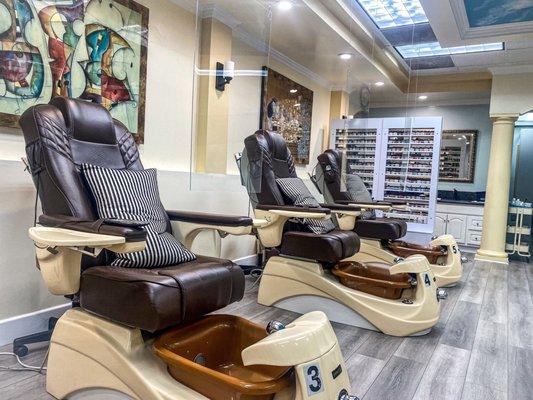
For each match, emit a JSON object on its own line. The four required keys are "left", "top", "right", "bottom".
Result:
{"left": 195, "top": 18, "right": 232, "bottom": 174}
{"left": 475, "top": 114, "right": 518, "bottom": 264}
{"left": 326, "top": 91, "right": 349, "bottom": 150}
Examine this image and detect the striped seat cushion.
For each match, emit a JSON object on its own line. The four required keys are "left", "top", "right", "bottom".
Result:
{"left": 81, "top": 164, "right": 196, "bottom": 268}
{"left": 276, "top": 177, "right": 335, "bottom": 235}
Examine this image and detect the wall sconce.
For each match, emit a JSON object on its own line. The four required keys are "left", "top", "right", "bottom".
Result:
{"left": 215, "top": 60, "right": 235, "bottom": 91}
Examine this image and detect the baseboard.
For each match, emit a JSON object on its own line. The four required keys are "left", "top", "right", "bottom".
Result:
{"left": 0, "top": 303, "right": 71, "bottom": 347}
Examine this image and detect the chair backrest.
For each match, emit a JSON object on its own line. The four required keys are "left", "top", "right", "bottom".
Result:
{"left": 317, "top": 149, "right": 353, "bottom": 203}
{"left": 243, "top": 130, "right": 298, "bottom": 206}
{"left": 20, "top": 97, "right": 143, "bottom": 220}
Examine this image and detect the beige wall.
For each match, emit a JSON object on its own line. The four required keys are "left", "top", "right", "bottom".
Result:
{"left": 136, "top": 0, "right": 197, "bottom": 172}
{"left": 0, "top": 1, "right": 334, "bottom": 320}
{"left": 490, "top": 73, "right": 533, "bottom": 116}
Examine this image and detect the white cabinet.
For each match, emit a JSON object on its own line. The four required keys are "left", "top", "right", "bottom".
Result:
{"left": 435, "top": 213, "right": 447, "bottom": 237}
{"left": 446, "top": 215, "right": 467, "bottom": 244}
{"left": 435, "top": 203, "right": 484, "bottom": 249}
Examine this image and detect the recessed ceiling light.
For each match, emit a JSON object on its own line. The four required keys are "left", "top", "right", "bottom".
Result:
{"left": 339, "top": 53, "right": 352, "bottom": 60}
{"left": 277, "top": 1, "right": 293, "bottom": 11}
{"left": 396, "top": 42, "right": 504, "bottom": 59}
{"left": 290, "top": 89, "right": 298, "bottom": 94}
{"left": 418, "top": 95, "right": 428, "bottom": 100}
{"left": 358, "top": 0, "right": 428, "bottom": 29}
{"left": 375, "top": 81, "right": 385, "bottom": 86}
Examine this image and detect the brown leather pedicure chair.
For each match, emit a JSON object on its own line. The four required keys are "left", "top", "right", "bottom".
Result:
{"left": 239, "top": 130, "right": 443, "bottom": 337}
{"left": 20, "top": 98, "right": 358, "bottom": 400}
{"left": 315, "top": 149, "right": 464, "bottom": 287}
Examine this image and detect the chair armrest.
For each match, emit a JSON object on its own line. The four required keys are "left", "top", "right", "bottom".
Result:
{"left": 345, "top": 201, "right": 393, "bottom": 211}
{"left": 166, "top": 210, "right": 253, "bottom": 227}
{"left": 167, "top": 210, "right": 255, "bottom": 250}
{"left": 29, "top": 227, "right": 128, "bottom": 248}
{"left": 39, "top": 214, "right": 147, "bottom": 243}
{"left": 320, "top": 203, "right": 361, "bottom": 212}
{"left": 320, "top": 204, "right": 360, "bottom": 230}
{"left": 253, "top": 205, "right": 331, "bottom": 248}
{"left": 28, "top": 225, "right": 146, "bottom": 296}
{"left": 256, "top": 204, "right": 331, "bottom": 217}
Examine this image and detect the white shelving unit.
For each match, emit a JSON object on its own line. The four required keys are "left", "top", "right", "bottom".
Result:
{"left": 330, "top": 117, "right": 443, "bottom": 240}
{"left": 332, "top": 119, "right": 382, "bottom": 196}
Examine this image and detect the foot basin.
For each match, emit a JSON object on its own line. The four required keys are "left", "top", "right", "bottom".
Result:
{"left": 153, "top": 315, "right": 294, "bottom": 400}
{"left": 332, "top": 261, "right": 413, "bottom": 300}
{"left": 387, "top": 241, "right": 446, "bottom": 264}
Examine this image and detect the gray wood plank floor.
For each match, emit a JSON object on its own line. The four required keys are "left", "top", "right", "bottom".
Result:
{"left": 1, "top": 259, "right": 531, "bottom": 400}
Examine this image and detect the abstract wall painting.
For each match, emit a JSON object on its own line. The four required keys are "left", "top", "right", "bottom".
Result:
{"left": 0, "top": 0, "right": 148, "bottom": 143}
{"left": 260, "top": 67, "right": 314, "bottom": 164}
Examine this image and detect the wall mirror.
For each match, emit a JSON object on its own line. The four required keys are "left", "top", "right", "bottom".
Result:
{"left": 439, "top": 130, "right": 478, "bottom": 183}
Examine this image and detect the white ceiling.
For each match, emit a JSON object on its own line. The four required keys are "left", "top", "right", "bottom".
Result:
{"left": 197, "top": 0, "right": 390, "bottom": 91}
{"left": 418, "top": 0, "right": 533, "bottom": 74}
{"left": 179, "top": 0, "right": 533, "bottom": 106}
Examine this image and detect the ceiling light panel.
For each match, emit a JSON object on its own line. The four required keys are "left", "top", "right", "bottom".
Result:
{"left": 396, "top": 41, "right": 504, "bottom": 58}
{"left": 357, "top": 0, "right": 428, "bottom": 29}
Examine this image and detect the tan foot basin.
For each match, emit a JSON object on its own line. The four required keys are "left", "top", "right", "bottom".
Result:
{"left": 153, "top": 315, "right": 294, "bottom": 400}
{"left": 387, "top": 241, "right": 446, "bottom": 264}
{"left": 332, "top": 261, "right": 413, "bottom": 300}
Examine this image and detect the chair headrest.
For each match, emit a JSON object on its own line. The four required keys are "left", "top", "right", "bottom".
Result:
{"left": 321, "top": 149, "right": 343, "bottom": 168}
{"left": 50, "top": 97, "right": 116, "bottom": 145}
{"left": 244, "top": 130, "right": 287, "bottom": 159}
{"left": 244, "top": 130, "right": 297, "bottom": 178}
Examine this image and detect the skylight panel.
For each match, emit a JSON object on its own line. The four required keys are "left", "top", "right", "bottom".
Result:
{"left": 358, "top": 0, "right": 429, "bottom": 28}
{"left": 396, "top": 42, "right": 504, "bottom": 58}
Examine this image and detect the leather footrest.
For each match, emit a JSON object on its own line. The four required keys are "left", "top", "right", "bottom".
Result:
{"left": 332, "top": 261, "right": 412, "bottom": 300}
{"left": 387, "top": 241, "right": 446, "bottom": 264}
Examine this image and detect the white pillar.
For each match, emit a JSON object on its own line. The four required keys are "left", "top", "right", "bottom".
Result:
{"left": 475, "top": 114, "right": 518, "bottom": 264}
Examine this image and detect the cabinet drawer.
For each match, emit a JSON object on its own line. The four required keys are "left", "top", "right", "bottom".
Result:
{"left": 467, "top": 216, "right": 483, "bottom": 231}
{"left": 467, "top": 232, "right": 482, "bottom": 246}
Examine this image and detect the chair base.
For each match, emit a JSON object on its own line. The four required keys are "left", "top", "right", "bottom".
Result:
{"left": 13, "top": 317, "right": 57, "bottom": 357}
{"left": 354, "top": 235, "right": 463, "bottom": 288}
{"left": 46, "top": 309, "right": 213, "bottom": 400}
{"left": 258, "top": 256, "right": 440, "bottom": 337}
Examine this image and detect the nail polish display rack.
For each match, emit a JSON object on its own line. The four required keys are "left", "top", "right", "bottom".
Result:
{"left": 334, "top": 128, "right": 378, "bottom": 196}
{"left": 330, "top": 117, "right": 442, "bottom": 236}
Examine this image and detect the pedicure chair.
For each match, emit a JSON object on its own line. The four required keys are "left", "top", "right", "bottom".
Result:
{"left": 314, "top": 149, "right": 463, "bottom": 288}
{"left": 20, "top": 98, "right": 358, "bottom": 400}
{"left": 240, "top": 130, "right": 442, "bottom": 337}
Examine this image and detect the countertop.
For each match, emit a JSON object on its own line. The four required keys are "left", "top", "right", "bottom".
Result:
{"left": 437, "top": 199, "right": 485, "bottom": 206}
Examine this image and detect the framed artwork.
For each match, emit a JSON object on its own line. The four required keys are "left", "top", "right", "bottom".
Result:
{"left": 0, "top": 0, "right": 149, "bottom": 143}
{"left": 439, "top": 130, "right": 478, "bottom": 183}
{"left": 260, "top": 66, "right": 313, "bottom": 164}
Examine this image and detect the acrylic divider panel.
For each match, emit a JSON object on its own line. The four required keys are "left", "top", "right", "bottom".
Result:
{"left": 330, "top": 119, "right": 383, "bottom": 197}
{"left": 330, "top": 117, "right": 442, "bottom": 235}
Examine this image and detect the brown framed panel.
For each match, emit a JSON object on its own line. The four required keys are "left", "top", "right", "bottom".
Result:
{"left": 260, "top": 66, "right": 314, "bottom": 165}
{"left": 439, "top": 129, "right": 478, "bottom": 183}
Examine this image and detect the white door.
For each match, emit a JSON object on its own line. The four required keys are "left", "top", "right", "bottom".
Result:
{"left": 434, "top": 213, "right": 447, "bottom": 237}
{"left": 446, "top": 214, "right": 467, "bottom": 244}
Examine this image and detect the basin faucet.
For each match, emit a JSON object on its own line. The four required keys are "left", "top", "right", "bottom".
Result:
{"left": 266, "top": 320, "right": 285, "bottom": 334}
{"left": 453, "top": 188, "right": 458, "bottom": 200}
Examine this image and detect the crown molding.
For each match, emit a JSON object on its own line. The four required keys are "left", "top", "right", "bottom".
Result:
{"left": 489, "top": 64, "right": 533, "bottom": 75}
{"left": 371, "top": 97, "right": 490, "bottom": 109}
{"left": 169, "top": 0, "right": 197, "bottom": 14}
{"left": 450, "top": 0, "right": 533, "bottom": 40}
